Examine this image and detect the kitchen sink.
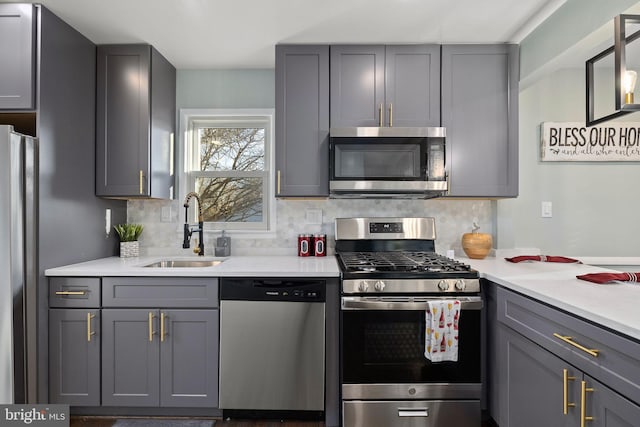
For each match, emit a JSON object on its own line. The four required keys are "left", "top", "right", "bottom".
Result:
{"left": 142, "top": 259, "right": 225, "bottom": 268}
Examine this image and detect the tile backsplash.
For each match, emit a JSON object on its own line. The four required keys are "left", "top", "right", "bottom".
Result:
{"left": 127, "top": 198, "right": 493, "bottom": 257}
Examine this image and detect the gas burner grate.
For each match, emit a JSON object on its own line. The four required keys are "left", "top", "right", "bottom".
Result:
{"left": 338, "top": 251, "right": 472, "bottom": 274}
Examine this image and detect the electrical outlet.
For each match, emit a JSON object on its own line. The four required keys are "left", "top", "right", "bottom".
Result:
{"left": 161, "top": 206, "right": 172, "bottom": 222}
{"left": 305, "top": 209, "right": 323, "bottom": 224}
{"left": 541, "top": 201, "right": 552, "bottom": 218}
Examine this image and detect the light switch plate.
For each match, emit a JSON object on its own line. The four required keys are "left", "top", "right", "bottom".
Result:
{"left": 305, "top": 209, "right": 323, "bottom": 224}
{"left": 541, "top": 201, "right": 552, "bottom": 218}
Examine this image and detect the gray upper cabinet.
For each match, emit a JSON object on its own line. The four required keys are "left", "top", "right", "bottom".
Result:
{"left": 0, "top": 4, "right": 35, "bottom": 110}
{"left": 96, "top": 44, "right": 176, "bottom": 199}
{"left": 275, "top": 45, "right": 329, "bottom": 197}
{"left": 330, "top": 44, "right": 440, "bottom": 128}
{"left": 442, "top": 44, "right": 519, "bottom": 197}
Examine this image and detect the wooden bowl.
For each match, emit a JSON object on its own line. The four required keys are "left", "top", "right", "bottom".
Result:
{"left": 461, "top": 232, "right": 493, "bottom": 259}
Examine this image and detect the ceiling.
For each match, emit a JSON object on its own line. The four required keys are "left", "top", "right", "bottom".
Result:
{"left": 7, "top": 0, "right": 565, "bottom": 69}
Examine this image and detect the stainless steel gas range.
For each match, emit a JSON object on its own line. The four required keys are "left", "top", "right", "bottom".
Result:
{"left": 335, "top": 217, "right": 482, "bottom": 427}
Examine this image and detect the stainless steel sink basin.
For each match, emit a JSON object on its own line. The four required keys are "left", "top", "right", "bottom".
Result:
{"left": 142, "top": 259, "right": 224, "bottom": 268}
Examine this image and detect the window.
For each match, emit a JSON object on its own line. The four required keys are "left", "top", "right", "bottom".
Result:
{"left": 182, "top": 109, "right": 274, "bottom": 232}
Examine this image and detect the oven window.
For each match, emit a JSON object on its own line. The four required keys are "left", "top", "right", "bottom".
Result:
{"left": 332, "top": 139, "right": 422, "bottom": 179}
{"left": 341, "top": 310, "right": 481, "bottom": 384}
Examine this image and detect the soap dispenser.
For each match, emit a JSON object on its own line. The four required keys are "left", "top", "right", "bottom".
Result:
{"left": 215, "top": 230, "right": 231, "bottom": 257}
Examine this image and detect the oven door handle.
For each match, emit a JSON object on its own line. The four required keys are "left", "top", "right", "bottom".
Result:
{"left": 341, "top": 296, "right": 483, "bottom": 311}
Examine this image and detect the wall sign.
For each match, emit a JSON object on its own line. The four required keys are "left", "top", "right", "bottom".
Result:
{"left": 541, "top": 122, "right": 640, "bottom": 161}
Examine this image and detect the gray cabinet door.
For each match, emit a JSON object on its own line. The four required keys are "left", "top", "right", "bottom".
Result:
{"left": 442, "top": 44, "right": 519, "bottom": 197}
{"left": 330, "top": 45, "right": 385, "bottom": 127}
{"left": 499, "top": 324, "right": 577, "bottom": 427}
{"left": 385, "top": 45, "right": 440, "bottom": 127}
{"left": 275, "top": 45, "right": 329, "bottom": 197}
{"left": 96, "top": 45, "right": 175, "bottom": 198}
{"left": 102, "top": 309, "right": 160, "bottom": 406}
{"left": 0, "top": 4, "right": 35, "bottom": 109}
{"left": 588, "top": 375, "right": 640, "bottom": 427}
{"left": 160, "top": 309, "right": 218, "bottom": 407}
{"left": 48, "top": 309, "right": 100, "bottom": 406}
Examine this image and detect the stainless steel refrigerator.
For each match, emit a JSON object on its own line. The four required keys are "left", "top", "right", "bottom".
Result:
{"left": 0, "top": 125, "right": 37, "bottom": 404}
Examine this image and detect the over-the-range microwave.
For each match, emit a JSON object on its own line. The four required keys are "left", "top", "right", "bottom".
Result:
{"left": 329, "top": 127, "right": 447, "bottom": 199}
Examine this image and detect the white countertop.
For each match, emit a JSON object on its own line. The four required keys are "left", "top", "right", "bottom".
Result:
{"left": 46, "top": 253, "right": 640, "bottom": 341}
{"left": 45, "top": 255, "right": 341, "bottom": 278}
{"left": 464, "top": 255, "right": 640, "bottom": 341}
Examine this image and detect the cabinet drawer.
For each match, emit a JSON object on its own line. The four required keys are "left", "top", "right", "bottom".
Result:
{"left": 497, "top": 286, "right": 640, "bottom": 404}
{"left": 102, "top": 277, "right": 218, "bottom": 308}
{"left": 49, "top": 278, "right": 100, "bottom": 308}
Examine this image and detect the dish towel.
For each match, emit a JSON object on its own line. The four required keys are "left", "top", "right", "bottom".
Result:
{"left": 425, "top": 300, "right": 460, "bottom": 362}
{"left": 505, "top": 255, "right": 582, "bottom": 264}
{"left": 576, "top": 272, "right": 640, "bottom": 284}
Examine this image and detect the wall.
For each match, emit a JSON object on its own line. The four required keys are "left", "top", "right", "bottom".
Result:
{"left": 129, "top": 69, "right": 493, "bottom": 256}
{"left": 498, "top": 0, "right": 640, "bottom": 256}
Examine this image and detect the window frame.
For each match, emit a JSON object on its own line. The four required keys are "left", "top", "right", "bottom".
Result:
{"left": 179, "top": 108, "right": 276, "bottom": 235}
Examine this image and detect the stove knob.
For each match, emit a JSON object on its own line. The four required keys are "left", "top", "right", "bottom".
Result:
{"left": 455, "top": 279, "right": 466, "bottom": 290}
{"left": 358, "top": 281, "right": 370, "bottom": 292}
{"left": 438, "top": 280, "right": 450, "bottom": 291}
{"left": 374, "top": 281, "right": 386, "bottom": 292}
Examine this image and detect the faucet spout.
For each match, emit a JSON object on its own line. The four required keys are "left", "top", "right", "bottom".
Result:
{"left": 183, "top": 192, "right": 205, "bottom": 256}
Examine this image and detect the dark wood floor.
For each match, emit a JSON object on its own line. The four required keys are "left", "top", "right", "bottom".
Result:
{"left": 70, "top": 417, "right": 323, "bottom": 427}
{"left": 71, "top": 416, "right": 495, "bottom": 426}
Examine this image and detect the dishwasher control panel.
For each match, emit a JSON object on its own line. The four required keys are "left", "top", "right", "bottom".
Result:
{"left": 220, "top": 278, "right": 326, "bottom": 302}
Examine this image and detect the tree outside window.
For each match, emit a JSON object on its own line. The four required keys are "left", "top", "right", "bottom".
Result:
{"left": 184, "top": 111, "right": 273, "bottom": 232}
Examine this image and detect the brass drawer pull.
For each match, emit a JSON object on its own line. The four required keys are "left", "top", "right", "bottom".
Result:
{"left": 87, "top": 313, "right": 96, "bottom": 342}
{"left": 148, "top": 312, "right": 156, "bottom": 342}
{"left": 553, "top": 333, "right": 600, "bottom": 357}
{"left": 277, "top": 170, "right": 281, "bottom": 195}
{"left": 562, "top": 368, "right": 576, "bottom": 414}
{"left": 160, "top": 312, "right": 167, "bottom": 342}
{"left": 55, "top": 290, "right": 87, "bottom": 296}
{"left": 580, "top": 380, "right": 594, "bottom": 427}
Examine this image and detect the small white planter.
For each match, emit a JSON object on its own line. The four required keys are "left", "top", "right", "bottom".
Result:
{"left": 120, "top": 241, "right": 139, "bottom": 258}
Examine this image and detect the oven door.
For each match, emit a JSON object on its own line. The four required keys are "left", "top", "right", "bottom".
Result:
{"left": 341, "top": 296, "right": 482, "bottom": 400}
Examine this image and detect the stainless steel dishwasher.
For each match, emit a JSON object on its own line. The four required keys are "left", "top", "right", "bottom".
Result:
{"left": 218, "top": 278, "right": 325, "bottom": 418}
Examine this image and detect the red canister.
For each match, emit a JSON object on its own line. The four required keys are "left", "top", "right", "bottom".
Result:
{"left": 313, "top": 234, "right": 326, "bottom": 257}
{"left": 298, "top": 234, "right": 311, "bottom": 257}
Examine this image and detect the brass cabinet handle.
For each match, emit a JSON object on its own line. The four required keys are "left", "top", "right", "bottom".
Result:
{"left": 553, "top": 333, "right": 600, "bottom": 357}
{"left": 563, "top": 368, "right": 576, "bottom": 414}
{"left": 148, "top": 312, "right": 156, "bottom": 342}
{"left": 139, "top": 170, "right": 144, "bottom": 195}
{"left": 87, "top": 312, "right": 96, "bottom": 342}
{"left": 160, "top": 312, "right": 167, "bottom": 342}
{"left": 378, "top": 103, "right": 383, "bottom": 127}
{"left": 580, "top": 380, "right": 594, "bottom": 427}
{"left": 277, "top": 170, "right": 281, "bottom": 195}
{"left": 388, "top": 103, "right": 393, "bottom": 127}
{"left": 55, "top": 290, "right": 87, "bottom": 296}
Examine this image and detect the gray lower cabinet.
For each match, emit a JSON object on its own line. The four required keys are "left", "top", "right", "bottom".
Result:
{"left": 275, "top": 44, "right": 329, "bottom": 197}
{"left": 48, "top": 277, "right": 102, "bottom": 406}
{"left": 96, "top": 44, "right": 176, "bottom": 199}
{"left": 442, "top": 44, "right": 519, "bottom": 197}
{"left": 487, "top": 281, "right": 640, "bottom": 426}
{"left": 101, "top": 308, "right": 218, "bottom": 407}
{"left": 0, "top": 4, "right": 35, "bottom": 109}
{"left": 330, "top": 44, "right": 440, "bottom": 127}
{"left": 48, "top": 309, "right": 101, "bottom": 406}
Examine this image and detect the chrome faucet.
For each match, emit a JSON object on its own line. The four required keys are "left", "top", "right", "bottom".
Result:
{"left": 182, "top": 192, "right": 205, "bottom": 256}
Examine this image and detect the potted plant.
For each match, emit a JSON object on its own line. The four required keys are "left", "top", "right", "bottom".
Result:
{"left": 114, "top": 223, "right": 144, "bottom": 258}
